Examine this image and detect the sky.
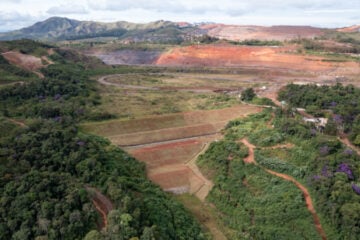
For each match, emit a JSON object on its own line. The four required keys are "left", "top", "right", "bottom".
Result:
{"left": 0, "top": 0, "right": 359, "bottom": 32}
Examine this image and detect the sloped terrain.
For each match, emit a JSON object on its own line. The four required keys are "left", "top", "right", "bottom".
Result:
{"left": 83, "top": 105, "right": 261, "bottom": 199}
{"left": 156, "top": 44, "right": 360, "bottom": 75}
{"left": 200, "top": 24, "right": 324, "bottom": 41}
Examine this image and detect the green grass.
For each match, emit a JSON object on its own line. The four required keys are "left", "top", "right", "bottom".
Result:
{"left": 196, "top": 140, "right": 320, "bottom": 239}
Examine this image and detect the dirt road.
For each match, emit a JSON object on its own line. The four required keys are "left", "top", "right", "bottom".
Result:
{"left": 86, "top": 187, "right": 113, "bottom": 229}
{"left": 338, "top": 137, "right": 360, "bottom": 156}
{"left": 240, "top": 138, "right": 327, "bottom": 240}
{"left": 7, "top": 118, "right": 27, "bottom": 128}
{"left": 186, "top": 143, "right": 214, "bottom": 201}
{"left": 98, "top": 75, "right": 159, "bottom": 90}
{"left": 98, "top": 74, "right": 230, "bottom": 93}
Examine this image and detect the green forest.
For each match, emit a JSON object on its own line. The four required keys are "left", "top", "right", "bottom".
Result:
{"left": 197, "top": 106, "right": 360, "bottom": 239}
{"left": 278, "top": 83, "right": 360, "bottom": 145}
{"left": 0, "top": 40, "right": 205, "bottom": 240}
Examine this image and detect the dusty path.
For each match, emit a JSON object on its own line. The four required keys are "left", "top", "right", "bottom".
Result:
{"left": 7, "top": 118, "right": 27, "bottom": 128}
{"left": 240, "top": 138, "right": 327, "bottom": 240}
{"left": 338, "top": 137, "right": 360, "bottom": 156}
{"left": 240, "top": 139, "right": 256, "bottom": 164}
{"left": 0, "top": 81, "right": 24, "bottom": 86}
{"left": 98, "top": 74, "right": 227, "bottom": 93}
{"left": 186, "top": 143, "right": 214, "bottom": 201}
{"left": 85, "top": 187, "right": 113, "bottom": 229}
{"left": 98, "top": 75, "right": 159, "bottom": 90}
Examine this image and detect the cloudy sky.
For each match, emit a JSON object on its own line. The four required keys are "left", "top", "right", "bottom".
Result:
{"left": 0, "top": 0, "right": 359, "bottom": 32}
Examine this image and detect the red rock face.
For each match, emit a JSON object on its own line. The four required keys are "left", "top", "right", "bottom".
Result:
{"left": 156, "top": 44, "right": 359, "bottom": 74}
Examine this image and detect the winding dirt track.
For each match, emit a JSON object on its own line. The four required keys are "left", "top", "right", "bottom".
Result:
{"left": 185, "top": 143, "right": 214, "bottom": 201}
{"left": 338, "top": 137, "right": 360, "bottom": 156}
{"left": 7, "top": 118, "right": 27, "bottom": 128}
{"left": 85, "top": 187, "right": 113, "bottom": 229}
{"left": 98, "top": 74, "right": 223, "bottom": 93}
{"left": 240, "top": 138, "right": 327, "bottom": 240}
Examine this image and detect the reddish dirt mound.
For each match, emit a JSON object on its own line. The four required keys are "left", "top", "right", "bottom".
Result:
{"left": 156, "top": 45, "right": 359, "bottom": 73}
{"left": 2, "top": 51, "right": 44, "bottom": 71}
{"left": 200, "top": 24, "right": 324, "bottom": 41}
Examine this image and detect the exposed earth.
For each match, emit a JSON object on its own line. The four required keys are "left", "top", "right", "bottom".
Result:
{"left": 84, "top": 103, "right": 261, "bottom": 199}
{"left": 2, "top": 50, "right": 53, "bottom": 78}
{"left": 200, "top": 24, "right": 324, "bottom": 41}
{"left": 155, "top": 45, "right": 359, "bottom": 74}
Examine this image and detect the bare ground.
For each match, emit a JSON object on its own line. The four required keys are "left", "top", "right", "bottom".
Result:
{"left": 85, "top": 187, "right": 113, "bottom": 230}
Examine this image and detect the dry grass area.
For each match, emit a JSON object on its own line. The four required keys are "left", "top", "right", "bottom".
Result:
{"left": 82, "top": 105, "right": 261, "bottom": 143}
{"left": 96, "top": 86, "right": 234, "bottom": 119}
{"left": 83, "top": 105, "right": 260, "bottom": 199}
{"left": 105, "top": 72, "right": 258, "bottom": 89}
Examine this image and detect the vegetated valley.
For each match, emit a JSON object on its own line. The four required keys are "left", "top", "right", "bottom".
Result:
{"left": 1, "top": 17, "right": 360, "bottom": 240}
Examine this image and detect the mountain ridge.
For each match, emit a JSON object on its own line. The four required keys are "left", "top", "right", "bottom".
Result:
{"left": 0, "top": 17, "right": 193, "bottom": 42}
{"left": 0, "top": 17, "right": 358, "bottom": 42}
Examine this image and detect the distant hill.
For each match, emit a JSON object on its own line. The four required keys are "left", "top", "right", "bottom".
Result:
{"left": 200, "top": 24, "right": 325, "bottom": 41}
{"left": 337, "top": 24, "right": 360, "bottom": 33}
{"left": 2, "top": 17, "right": 358, "bottom": 42}
{"left": 0, "top": 17, "right": 198, "bottom": 42}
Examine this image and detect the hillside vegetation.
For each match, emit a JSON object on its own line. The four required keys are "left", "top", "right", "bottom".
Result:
{"left": 0, "top": 41, "right": 205, "bottom": 240}
{"left": 0, "top": 17, "right": 197, "bottom": 43}
{"left": 198, "top": 102, "right": 360, "bottom": 239}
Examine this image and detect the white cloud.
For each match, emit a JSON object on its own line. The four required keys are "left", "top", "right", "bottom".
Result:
{"left": 0, "top": 0, "right": 359, "bottom": 32}
{"left": 47, "top": 4, "right": 89, "bottom": 15}
{"left": 0, "top": 11, "right": 39, "bottom": 31}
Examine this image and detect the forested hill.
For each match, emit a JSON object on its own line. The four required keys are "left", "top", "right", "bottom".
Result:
{"left": 0, "top": 40, "right": 205, "bottom": 239}
{"left": 0, "top": 17, "right": 197, "bottom": 42}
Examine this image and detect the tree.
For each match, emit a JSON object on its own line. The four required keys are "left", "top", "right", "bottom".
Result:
{"left": 241, "top": 88, "right": 256, "bottom": 101}
{"left": 84, "top": 230, "right": 102, "bottom": 240}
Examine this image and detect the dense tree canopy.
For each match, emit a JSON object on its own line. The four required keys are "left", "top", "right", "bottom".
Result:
{"left": 0, "top": 43, "right": 205, "bottom": 239}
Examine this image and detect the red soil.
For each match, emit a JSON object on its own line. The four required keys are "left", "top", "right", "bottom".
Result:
{"left": 131, "top": 139, "right": 200, "bottom": 153}
{"left": 2, "top": 51, "right": 44, "bottom": 71}
{"left": 240, "top": 139, "right": 256, "bottom": 164}
{"left": 86, "top": 187, "right": 113, "bottom": 229}
{"left": 1, "top": 51, "right": 54, "bottom": 78}
{"left": 156, "top": 45, "right": 359, "bottom": 73}
{"left": 129, "top": 139, "right": 203, "bottom": 169}
{"left": 149, "top": 166, "right": 191, "bottom": 189}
